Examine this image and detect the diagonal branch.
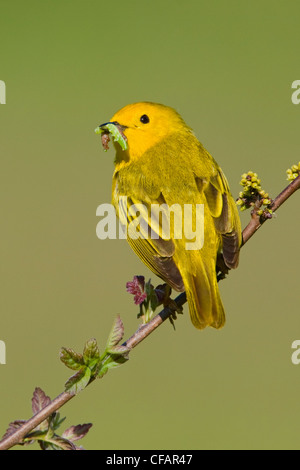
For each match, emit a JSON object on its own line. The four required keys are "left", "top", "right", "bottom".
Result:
{"left": 0, "top": 174, "right": 299, "bottom": 451}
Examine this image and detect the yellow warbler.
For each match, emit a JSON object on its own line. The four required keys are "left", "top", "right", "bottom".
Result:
{"left": 99, "top": 102, "right": 241, "bottom": 329}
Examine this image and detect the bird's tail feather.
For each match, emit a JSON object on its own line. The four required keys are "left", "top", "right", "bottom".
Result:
{"left": 183, "top": 258, "right": 225, "bottom": 330}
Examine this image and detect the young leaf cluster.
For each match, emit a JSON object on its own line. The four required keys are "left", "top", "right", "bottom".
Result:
{"left": 60, "top": 316, "right": 131, "bottom": 394}
{"left": 2, "top": 388, "right": 92, "bottom": 450}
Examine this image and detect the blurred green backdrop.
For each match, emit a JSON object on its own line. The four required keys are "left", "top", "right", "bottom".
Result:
{"left": 1, "top": 0, "right": 300, "bottom": 450}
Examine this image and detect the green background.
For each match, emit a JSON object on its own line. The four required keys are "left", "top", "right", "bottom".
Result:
{"left": 1, "top": 0, "right": 300, "bottom": 450}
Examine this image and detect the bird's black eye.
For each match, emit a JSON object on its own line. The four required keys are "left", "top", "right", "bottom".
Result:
{"left": 140, "top": 114, "right": 150, "bottom": 124}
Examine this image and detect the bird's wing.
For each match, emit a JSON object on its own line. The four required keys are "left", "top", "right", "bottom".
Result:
{"left": 118, "top": 194, "right": 185, "bottom": 291}
{"left": 196, "top": 163, "right": 242, "bottom": 269}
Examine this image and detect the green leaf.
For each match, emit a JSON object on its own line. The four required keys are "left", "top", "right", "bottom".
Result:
{"left": 40, "top": 436, "right": 77, "bottom": 451}
{"left": 60, "top": 348, "right": 85, "bottom": 371}
{"left": 32, "top": 387, "right": 51, "bottom": 415}
{"left": 62, "top": 423, "right": 92, "bottom": 442}
{"left": 98, "top": 354, "right": 129, "bottom": 379}
{"left": 38, "top": 440, "right": 52, "bottom": 450}
{"left": 106, "top": 316, "right": 124, "bottom": 351}
{"left": 144, "top": 279, "right": 154, "bottom": 296}
{"left": 97, "top": 367, "right": 109, "bottom": 379}
{"left": 144, "top": 279, "right": 159, "bottom": 310}
{"left": 31, "top": 387, "right": 52, "bottom": 432}
{"left": 83, "top": 338, "right": 100, "bottom": 367}
{"left": 49, "top": 412, "right": 66, "bottom": 432}
{"left": 2, "top": 420, "right": 28, "bottom": 444}
{"left": 110, "top": 353, "right": 130, "bottom": 365}
{"left": 65, "top": 367, "right": 91, "bottom": 394}
{"left": 106, "top": 344, "right": 131, "bottom": 355}
{"left": 24, "top": 430, "right": 48, "bottom": 441}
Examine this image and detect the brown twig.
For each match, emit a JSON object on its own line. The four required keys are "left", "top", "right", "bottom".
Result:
{"left": 0, "top": 174, "right": 299, "bottom": 451}
{"left": 0, "top": 295, "right": 187, "bottom": 451}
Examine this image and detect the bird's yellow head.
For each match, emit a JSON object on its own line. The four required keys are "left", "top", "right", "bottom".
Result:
{"left": 100, "top": 102, "right": 192, "bottom": 161}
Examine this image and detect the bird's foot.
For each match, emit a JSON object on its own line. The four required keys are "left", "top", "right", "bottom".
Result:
{"left": 155, "top": 284, "right": 183, "bottom": 330}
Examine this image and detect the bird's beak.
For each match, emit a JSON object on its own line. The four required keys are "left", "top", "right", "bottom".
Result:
{"left": 98, "top": 121, "right": 114, "bottom": 128}
{"left": 98, "top": 121, "right": 127, "bottom": 132}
